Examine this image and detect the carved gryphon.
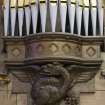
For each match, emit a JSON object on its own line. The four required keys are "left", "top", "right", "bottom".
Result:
{"left": 31, "top": 62, "right": 71, "bottom": 105}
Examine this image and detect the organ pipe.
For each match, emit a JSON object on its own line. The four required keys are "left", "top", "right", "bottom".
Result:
{"left": 2, "top": 0, "right": 104, "bottom": 36}
{"left": 68, "top": 0, "right": 76, "bottom": 34}
{"left": 90, "top": 0, "right": 97, "bottom": 36}
{"left": 3, "top": 0, "right": 9, "bottom": 36}
{"left": 18, "top": 0, "right": 24, "bottom": 36}
{"left": 10, "top": 0, "right": 17, "bottom": 36}
{"left": 39, "top": 0, "right": 47, "bottom": 32}
{"left": 97, "top": 0, "right": 104, "bottom": 36}
{"left": 30, "top": 0, "right": 38, "bottom": 34}
{"left": 49, "top": 0, "right": 58, "bottom": 32}
{"left": 59, "top": 0, "right": 67, "bottom": 32}
{"left": 76, "top": 0, "right": 82, "bottom": 35}
{"left": 24, "top": 0, "right": 31, "bottom": 35}
{"left": 83, "top": 0, "right": 89, "bottom": 36}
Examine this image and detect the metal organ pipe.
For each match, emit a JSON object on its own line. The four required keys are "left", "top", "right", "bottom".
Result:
{"left": 90, "top": 0, "right": 97, "bottom": 36}
{"left": 97, "top": 0, "right": 104, "bottom": 36}
{"left": 39, "top": 0, "right": 47, "bottom": 32}
{"left": 49, "top": 0, "right": 58, "bottom": 32}
{"left": 3, "top": 0, "right": 9, "bottom": 36}
{"left": 83, "top": 0, "right": 89, "bottom": 36}
{"left": 24, "top": 0, "right": 31, "bottom": 35}
{"left": 18, "top": 0, "right": 24, "bottom": 36}
{"left": 10, "top": 0, "right": 17, "bottom": 36}
{"left": 76, "top": 0, "right": 83, "bottom": 35}
{"left": 31, "top": 0, "right": 38, "bottom": 34}
{"left": 68, "top": 0, "right": 76, "bottom": 34}
{"left": 59, "top": 0, "right": 67, "bottom": 32}
{"left": 2, "top": 0, "right": 104, "bottom": 36}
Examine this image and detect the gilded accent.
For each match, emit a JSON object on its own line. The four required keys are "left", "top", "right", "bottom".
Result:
{"left": 76, "top": 0, "right": 90, "bottom": 6}
{"left": 3, "top": 0, "right": 6, "bottom": 8}
{"left": 30, "top": 0, "right": 36, "bottom": 4}
{"left": 10, "top": 0, "right": 17, "bottom": 8}
{"left": 103, "top": 0, "right": 105, "bottom": 7}
{"left": 101, "top": 0, "right": 104, "bottom": 7}
{"left": 39, "top": 0, "right": 46, "bottom": 3}
{"left": 61, "top": 0, "right": 67, "bottom": 3}
{"left": 71, "top": 0, "right": 76, "bottom": 3}
{"left": 24, "top": 0, "right": 30, "bottom": 6}
{"left": 2, "top": 0, "right": 104, "bottom": 8}
{"left": 90, "top": 0, "right": 96, "bottom": 6}
{"left": 79, "top": 0, "right": 84, "bottom": 6}
{"left": 83, "top": 0, "right": 89, "bottom": 6}
{"left": 3, "top": 0, "right": 103, "bottom": 8}
{"left": 18, "top": 0, "right": 24, "bottom": 7}
{"left": 50, "top": 0, "right": 57, "bottom": 3}
{"left": 98, "top": 0, "right": 104, "bottom": 7}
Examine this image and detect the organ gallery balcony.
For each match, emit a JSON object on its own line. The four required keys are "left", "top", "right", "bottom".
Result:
{"left": 1, "top": 0, "right": 104, "bottom": 78}
{"left": 2, "top": 0, "right": 104, "bottom": 64}
{"left": 0, "top": 0, "right": 104, "bottom": 105}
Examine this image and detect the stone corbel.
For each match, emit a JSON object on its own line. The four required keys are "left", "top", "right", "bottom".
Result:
{"left": 8, "top": 61, "right": 101, "bottom": 95}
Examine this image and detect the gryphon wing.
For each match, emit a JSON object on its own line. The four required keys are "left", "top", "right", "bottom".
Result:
{"left": 67, "top": 65, "right": 98, "bottom": 83}
{"left": 10, "top": 65, "right": 41, "bottom": 83}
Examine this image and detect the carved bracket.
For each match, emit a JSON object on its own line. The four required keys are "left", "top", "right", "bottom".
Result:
{"left": 7, "top": 62, "right": 101, "bottom": 105}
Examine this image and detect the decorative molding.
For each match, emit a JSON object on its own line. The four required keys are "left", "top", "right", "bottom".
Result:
{"left": 12, "top": 48, "right": 21, "bottom": 57}
{"left": 62, "top": 44, "right": 71, "bottom": 55}
{"left": 3, "top": 33, "right": 102, "bottom": 62}
{"left": 49, "top": 43, "right": 59, "bottom": 53}
{"left": 36, "top": 44, "right": 45, "bottom": 54}
{"left": 86, "top": 47, "right": 96, "bottom": 57}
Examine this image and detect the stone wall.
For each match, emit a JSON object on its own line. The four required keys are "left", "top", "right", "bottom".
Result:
{"left": 0, "top": 82, "right": 29, "bottom": 105}
{"left": 80, "top": 53, "right": 105, "bottom": 105}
